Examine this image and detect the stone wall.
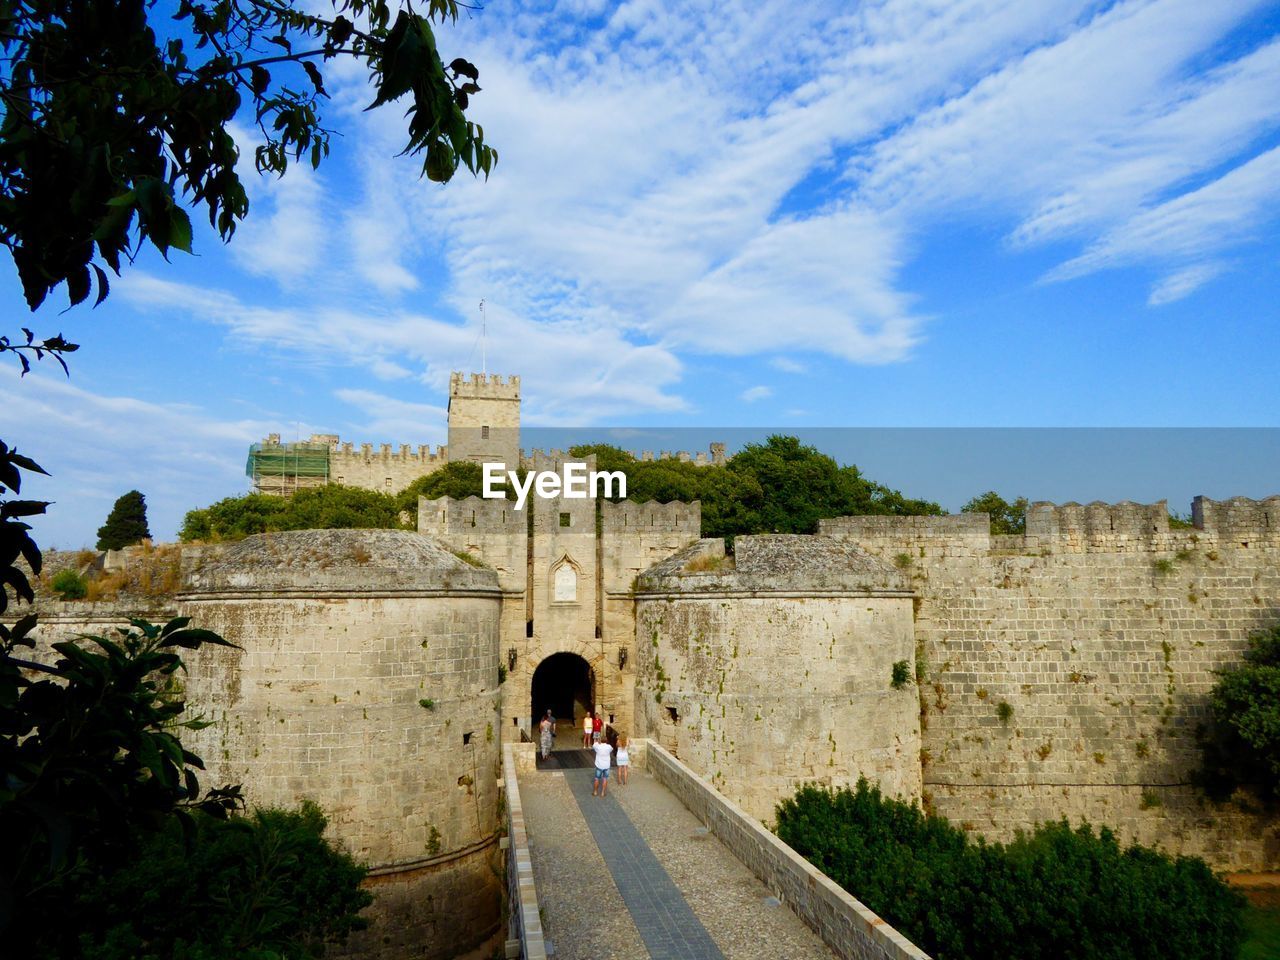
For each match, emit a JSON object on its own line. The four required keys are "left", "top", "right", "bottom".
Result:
{"left": 327, "top": 440, "right": 447, "bottom": 494}
{"left": 448, "top": 372, "right": 521, "bottom": 467}
{"left": 822, "top": 497, "right": 1280, "bottom": 870}
{"left": 601, "top": 499, "right": 702, "bottom": 739}
{"left": 635, "top": 536, "right": 921, "bottom": 823}
{"left": 179, "top": 529, "right": 505, "bottom": 960}
{"left": 419, "top": 495, "right": 530, "bottom": 737}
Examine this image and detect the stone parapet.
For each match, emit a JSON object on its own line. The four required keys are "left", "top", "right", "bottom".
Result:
{"left": 642, "top": 740, "right": 931, "bottom": 960}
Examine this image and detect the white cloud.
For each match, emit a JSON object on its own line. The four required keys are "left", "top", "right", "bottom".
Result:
{"left": 334, "top": 389, "right": 448, "bottom": 443}
{"left": 119, "top": 274, "right": 688, "bottom": 424}
{"left": 770, "top": 357, "right": 807, "bottom": 374}
{"left": 740, "top": 385, "right": 773, "bottom": 403}
{"left": 1047, "top": 146, "right": 1280, "bottom": 282}
{"left": 0, "top": 367, "right": 271, "bottom": 548}
{"left": 193, "top": 0, "right": 1280, "bottom": 383}
{"left": 1146, "top": 263, "right": 1228, "bottom": 305}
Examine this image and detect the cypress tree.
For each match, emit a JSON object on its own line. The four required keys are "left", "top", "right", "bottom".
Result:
{"left": 96, "top": 490, "right": 152, "bottom": 550}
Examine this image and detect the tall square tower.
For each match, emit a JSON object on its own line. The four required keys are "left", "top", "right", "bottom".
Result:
{"left": 447, "top": 372, "right": 521, "bottom": 468}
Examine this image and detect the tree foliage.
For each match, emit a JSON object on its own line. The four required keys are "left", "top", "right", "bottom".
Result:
{"left": 961, "top": 490, "right": 1030, "bottom": 535}
{"left": 396, "top": 460, "right": 486, "bottom": 513}
{"left": 96, "top": 489, "right": 152, "bottom": 550}
{"left": 0, "top": 616, "right": 245, "bottom": 946}
{"left": 1198, "top": 625, "right": 1280, "bottom": 802}
{"left": 571, "top": 435, "right": 943, "bottom": 541}
{"left": 61, "top": 802, "right": 372, "bottom": 960}
{"left": 180, "top": 483, "right": 403, "bottom": 541}
{"left": 0, "top": 0, "right": 496, "bottom": 311}
{"left": 775, "top": 778, "right": 1244, "bottom": 960}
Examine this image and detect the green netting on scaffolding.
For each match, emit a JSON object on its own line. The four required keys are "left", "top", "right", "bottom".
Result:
{"left": 245, "top": 442, "right": 331, "bottom": 480}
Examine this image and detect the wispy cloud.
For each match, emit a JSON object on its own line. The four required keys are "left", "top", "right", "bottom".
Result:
{"left": 0, "top": 367, "right": 270, "bottom": 546}
{"left": 740, "top": 385, "right": 773, "bottom": 403}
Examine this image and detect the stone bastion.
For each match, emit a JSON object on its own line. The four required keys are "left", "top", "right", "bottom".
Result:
{"left": 633, "top": 535, "right": 921, "bottom": 823}
{"left": 177, "top": 529, "right": 504, "bottom": 960}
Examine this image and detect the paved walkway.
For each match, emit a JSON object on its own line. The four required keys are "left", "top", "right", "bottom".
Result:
{"left": 519, "top": 748, "right": 835, "bottom": 960}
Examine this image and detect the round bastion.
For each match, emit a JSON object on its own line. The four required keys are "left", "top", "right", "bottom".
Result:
{"left": 178, "top": 529, "right": 503, "bottom": 960}
{"left": 634, "top": 534, "right": 921, "bottom": 822}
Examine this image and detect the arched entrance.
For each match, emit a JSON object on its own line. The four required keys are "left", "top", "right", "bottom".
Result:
{"left": 531, "top": 652, "right": 594, "bottom": 727}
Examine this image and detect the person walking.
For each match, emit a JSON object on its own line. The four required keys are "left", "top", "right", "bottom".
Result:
{"left": 539, "top": 710, "right": 554, "bottom": 761}
{"left": 591, "top": 737, "right": 614, "bottom": 797}
{"left": 582, "top": 712, "right": 593, "bottom": 749}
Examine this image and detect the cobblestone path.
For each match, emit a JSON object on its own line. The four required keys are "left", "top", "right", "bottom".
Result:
{"left": 519, "top": 754, "right": 835, "bottom": 960}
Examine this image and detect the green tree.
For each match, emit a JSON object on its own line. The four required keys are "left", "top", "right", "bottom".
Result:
{"left": 95, "top": 489, "right": 152, "bottom": 550}
{"left": 961, "top": 490, "right": 1030, "bottom": 535}
{"left": 397, "top": 460, "right": 487, "bottom": 507}
{"left": 0, "top": 0, "right": 496, "bottom": 311}
{"left": 728, "top": 435, "right": 944, "bottom": 535}
{"left": 1198, "top": 626, "right": 1280, "bottom": 801}
{"left": 568, "top": 443, "right": 638, "bottom": 477}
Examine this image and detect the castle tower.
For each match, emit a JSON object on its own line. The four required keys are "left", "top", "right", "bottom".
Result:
{"left": 447, "top": 372, "right": 520, "bottom": 468}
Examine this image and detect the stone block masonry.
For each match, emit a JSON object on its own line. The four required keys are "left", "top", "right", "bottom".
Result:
{"left": 822, "top": 497, "right": 1280, "bottom": 870}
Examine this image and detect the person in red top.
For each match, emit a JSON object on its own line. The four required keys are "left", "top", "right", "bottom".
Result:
{"left": 592, "top": 712, "right": 604, "bottom": 743}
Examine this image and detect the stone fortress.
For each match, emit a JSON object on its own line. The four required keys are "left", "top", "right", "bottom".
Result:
{"left": 22, "top": 371, "right": 1280, "bottom": 960}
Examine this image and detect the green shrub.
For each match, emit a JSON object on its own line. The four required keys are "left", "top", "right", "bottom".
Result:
{"left": 775, "top": 778, "right": 1243, "bottom": 960}
{"left": 181, "top": 485, "right": 403, "bottom": 542}
{"left": 49, "top": 567, "right": 87, "bottom": 600}
{"left": 891, "top": 660, "right": 911, "bottom": 689}
{"left": 1198, "top": 625, "right": 1280, "bottom": 801}
{"left": 62, "top": 802, "right": 371, "bottom": 960}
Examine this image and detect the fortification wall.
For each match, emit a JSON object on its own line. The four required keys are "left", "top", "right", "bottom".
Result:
{"left": 419, "top": 495, "right": 529, "bottom": 738}
{"left": 176, "top": 530, "right": 505, "bottom": 960}
{"left": 634, "top": 536, "right": 920, "bottom": 823}
{"left": 823, "top": 498, "right": 1280, "bottom": 870}
{"left": 601, "top": 499, "right": 702, "bottom": 738}
{"left": 448, "top": 373, "right": 520, "bottom": 467}
{"left": 327, "top": 441, "right": 446, "bottom": 494}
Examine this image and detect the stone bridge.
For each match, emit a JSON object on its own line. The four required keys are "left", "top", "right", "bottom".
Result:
{"left": 502, "top": 737, "right": 929, "bottom": 960}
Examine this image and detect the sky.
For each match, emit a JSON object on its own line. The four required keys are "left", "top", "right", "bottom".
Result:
{"left": 3, "top": 0, "right": 1280, "bottom": 547}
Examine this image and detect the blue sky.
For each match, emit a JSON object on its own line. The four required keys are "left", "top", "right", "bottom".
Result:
{"left": 3, "top": 0, "right": 1279, "bottom": 547}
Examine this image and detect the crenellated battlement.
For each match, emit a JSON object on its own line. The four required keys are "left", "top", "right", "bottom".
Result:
{"left": 1192, "top": 495, "right": 1280, "bottom": 541}
{"left": 418, "top": 495, "right": 526, "bottom": 534}
{"left": 621, "top": 443, "right": 727, "bottom": 466}
{"left": 1025, "top": 500, "right": 1169, "bottom": 540}
{"left": 449, "top": 371, "right": 521, "bottom": 398}
{"left": 601, "top": 498, "right": 701, "bottom": 534}
{"left": 257, "top": 434, "right": 448, "bottom": 464}
{"left": 520, "top": 448, "right": 592, "bottom": 467}
{"left": 330, "top": 440, "right": 447, "bottom": 464}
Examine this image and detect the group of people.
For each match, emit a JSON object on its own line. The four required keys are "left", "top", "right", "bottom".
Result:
{"left": 537, "top": 708, "right": 630, "bottom": 797}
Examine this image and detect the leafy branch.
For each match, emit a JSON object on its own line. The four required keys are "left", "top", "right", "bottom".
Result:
{"left": 0, "top": 0, "right": 497, "bottom": 310}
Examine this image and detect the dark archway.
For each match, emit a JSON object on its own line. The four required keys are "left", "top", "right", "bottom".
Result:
{"left": 531, "top": 652, "right": 593, "bottom": 726}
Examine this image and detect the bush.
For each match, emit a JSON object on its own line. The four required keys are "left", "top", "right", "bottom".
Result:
{"left": 891, "top": 660, "right": 911, "bottom": 689}
{"left": 59, "top": 802, "right": 371, "bottom": 960}
{"left": 181, "top": 485, "right": 403, "bottom": 542}
{"left": 1198, "top": 625, "right": 1280, "bottom": 801}
{"left": 50, "top": 567, "right": 87, "bottom": 600}
{"left": 774, "top": 778, "right": 1244, "bottom": 960}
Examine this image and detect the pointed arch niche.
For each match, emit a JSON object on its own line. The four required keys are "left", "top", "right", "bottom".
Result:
{"left": 550, "top": 553, "right": 580, "bottom": 604}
